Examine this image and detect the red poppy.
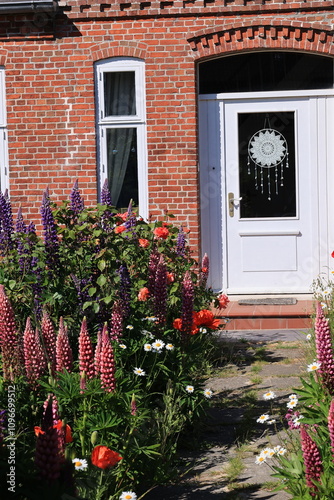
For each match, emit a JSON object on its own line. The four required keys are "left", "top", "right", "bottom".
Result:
{"left": 173, "top": 317, "right": 199, "bottom": 335}
{"left": 54, "top": 420, "right": 73, "bottom": 443}
{"left": 167, "top": 272, "right": 174, "bottom": 284}
{"left": 91, "top": 445, "right": 123, "bottom": 469}
{"left": 331, "top": 251, "right": 334, "bottom": 258}
{"left": 114, "top": 225, "right": 126, "bottom": 234}
{"left": 116, "top": 212, "right": 128, "bottom": 221}
{"left": 138, "top": 238, "right": 150, "bottom": 248}
{"left": 217, "top": 293, "right": 230, "bottom": 310}
{"left": 194, "top": 310, "right": 220, "bottom": 330}
{"left": 34, "top": 426, "right": 45, "bottom": 436}
{"left": 138, "top": 287, "right": 150, "bottom": 301}
{"left": 153, "top": 227, "right": 169, "bottom": 240}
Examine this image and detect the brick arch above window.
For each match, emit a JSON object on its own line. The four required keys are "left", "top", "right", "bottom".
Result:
{"left": 187, "top": 22, "right": 334, "bottom": 60}
{"left": 0, "top": 52, "right": 7, "bottom": 66}
{"left": 90, "top": 41, "right": 148, "bottom": 63}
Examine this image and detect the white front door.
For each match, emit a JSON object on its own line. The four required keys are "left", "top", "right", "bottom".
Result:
{"left": 199, "top": 93, "right": 334, "bottom": 294}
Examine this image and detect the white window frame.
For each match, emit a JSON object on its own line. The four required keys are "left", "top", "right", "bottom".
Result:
{"left": 95, "top": 58, "right": 148, "bottom": 219}
{"left": 0, "top": 69, "right": 8, "bottom": 194}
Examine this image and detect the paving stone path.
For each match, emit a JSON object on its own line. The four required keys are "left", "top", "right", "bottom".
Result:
{"left": 144, "top": 329, "right": 311, "bottom": 500}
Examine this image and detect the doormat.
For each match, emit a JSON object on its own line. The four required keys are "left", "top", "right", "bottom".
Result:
{"left": 238, "top": 298, "right": 297, "bottom": 306}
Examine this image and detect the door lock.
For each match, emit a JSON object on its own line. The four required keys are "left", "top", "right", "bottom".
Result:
{"left": 228, "top": 193, "right": 242, "bottom": 217}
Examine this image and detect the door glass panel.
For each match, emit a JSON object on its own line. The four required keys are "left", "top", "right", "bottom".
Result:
{"left": 238, "top": 112, "right": 296, "bottom": 218}
{"left": 104, "top": 72, "right": 136, "bottom": 116}
{"left": 106, "top": 128, "right": 138, "bottom": 209}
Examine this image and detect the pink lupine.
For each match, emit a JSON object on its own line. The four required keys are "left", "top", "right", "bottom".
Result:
{"left": 41, "top": 311, "right": 56, "bottom": 373}
{"left": 315, "top": 302, "right": 334, "bottom": 394}
{"left": 181, "top": 271, "right": 194, "bottom": 335}
{"left": 110, "top": 300, "right": 123, "bottom": 341}
{"left": 199, "top": 253, "right": 209, "bottom": 287}
{"left": 0, "top": 285, "right": 20, "bottom": 380}
{"left": 300, "top": 426, "right": 322, "bottom": 492}
{"left": 100, "top": 324, "right": 116, "bottom": 393}
{"left": 56, "top": 317, "right": 73, "bottom": 373}
{"left": 153, "top": 254, "right": 168, "bottom": 324}
{"left": 23, "top": 318, "right": 47, "bottom": 388}
{"left": 78, "top": 317, "right": 95, "bottom": 382}
{"left": 94, "top": 329, "right": 102, "bottom": 375}
{"left": 328, "top": 399, "right": 334, "bottom": 461}
{"left": 35, "top": 396, "right": 64, "bottom": 483}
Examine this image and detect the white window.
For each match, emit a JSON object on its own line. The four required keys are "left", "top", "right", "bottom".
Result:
{"left": 95, "top": 58, "right": 147, "bottom": 217}
{"left": 0, "top": 69, "right": 8, "bottom": 194}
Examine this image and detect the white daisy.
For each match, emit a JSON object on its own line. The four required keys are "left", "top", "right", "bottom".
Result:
{"left": 145, "top": 316, "right": 158, "bottom": 322}
{"left": 277, "top": 448, "right": 287, "bottom": 456}
{"left": 307, "top": 361, "right": 321, "bottom": 372}
{"left": 133, "top": 367, "right": 146, "bottom": 376}
{"left": 263, "top": 391, "right": 276, "bottom": 400}
{"left": 203, "top": 388, "right": 213, "bottom": 398}
{"left": 256, "top": 414, "right": 270, "bottom": 424}
{"left": 292, "top": 415, "right": 304, "bottom": 427}
{"left": 321, "top": 302, "right": 328, "bottom": 309}
{"left": 199, "top": 327, "right": 207, "bottom": 334}
{"left": 152, "top": 339, "right": 165, "bottom": 351}
{"left": 267, "top": 419, "right": 276, "bottom": 424}
{"left": 119, "top": 344, "right": 127, "bottom": 349}
{"left": 72, "top": 458, "right": 88, "bottom": 471}
{"left": 255, "top": 455, "right": 266, "bottom": 464}
{"left": 119, "top": 492, "right": 137, "bottom": 500}
{"left": 186, "top": 385, "right": 194, "bottom": 393}
{"left": 289, "top": 394, "right": 298, "bottom": 400}
{"left": 306, "top": 333, "right": 312, "bottom": 340}
{"left": 144, "top": 343, "right": 152, "bottom": 351}
{"left": 126, "top": 325, "right": 134, "bottom": 330}
{"left": 165, "top": 343, "right": 174, "bottom": 350}
{"left": 260, "top": 448, "right": 274, "bottom": 458}
{"left": 287, "top": 400, "right": 298, "bottom": 409}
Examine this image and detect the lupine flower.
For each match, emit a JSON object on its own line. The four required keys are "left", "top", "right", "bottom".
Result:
{"left": 0, "top": 410, "right": 6, "bottom": 443}
{"left": 71, "top": 275, "right": 92, "bottom": 315}
{"left": 181, "top": 271, "right": 194, "bottom": 335}
{"left": 23, "top": 318, "right": 47, "bottom": 388}
{"left": 199, "top": 253, "right": 209, "bottom": 287}
{"left": 133, "top": 367, "right": 145, "bottom": 376}
{"left": 328, "top": 399, "right": 334, "bottom": 461}
{"left": 176, "top": 226, "right": 186, "bottom": 256}
{"left": 70, "top": 179, "right": 84, "bottom": 216}
{"left": 119, "top": 264, "right": 131, "bottom": 318}
{"left": 0, "top": 285, "right": 19, "bottom": 381}
{"left": 300, "top": 426, "right": 323, "bottom": 491}
{"left": 94, "top": 329, "right": 103, "bottom": 375}
{"left": 78, "top": 317, "right": 96, "bottom": 383}
{"left": 131, "top": 394, "right": 137, "bottom": 416}
{"left": 100, "top": 325, "right": 116, "bottom": 392}
{"left": 110, "top": 300, "right": 124, "bottom": 341}
{"left": 72, "top": 458, "right": 88, "bottom": 471}
{"left": 124, "top": 200, "right": 137, "bottom": 231}
{"left": 315, "top": 302, "right": 334, "bottom": 394}
{"left": 41, "top": 188, "right": 59, "bottom": 273}
{"left": 0, "top": 189, "right": 14, "bottom": 254}
{"left": 41, "top": 311, "right": 57, "bottom": 374}
{"left": 35, "top": 397, "right": 64, "bottom": 483}
{"left": 153, "top": 255, "right": 168, "bottom": 324}
{"left": 101, "top": 178, "right": 113, "bottom": 206}
{"left": 148, "top": 249, "right": 160, "bottom": 294}
{"left": 91, "top": 445, "right": 122, "bottom": 469}
{"left": 56, "top": 317, "right": 73, "bottom": 373}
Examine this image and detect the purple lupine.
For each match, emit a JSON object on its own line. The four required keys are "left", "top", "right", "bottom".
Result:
{"left": 23, "top": 318, "right": 47, "bottom": 388}
{"left": 35, "top": 396, "right": 64, "bottom": 483}
{"left": 148, "top": 248, "right": 160, "bottom": 294}
{"left": 181, "top": 271, "right": 194, "bottom": 335}
{"left": 78, "top": 317, "right": 95, "bottom": 383}
{"left": 94, "top": 329, "right": 103, "bottom": 375}
{"left": 300, "top": 426, "right": 322, "bottom": 492}
{"left": 43, "top": 394, "right": 59, "bottom": 426}
{"left": 41, "top": 187, "right": 59, "bottom": 274}
{"left": 31, "top": 255, "right": 43, "bottom": 322}
{"left": 41, "top": 311, "right": 57, "bottom": 374}
{"left": 100, "top": 179, "right": 115, "bottom": 231}
{"left": 199, "top": 253, "right": 209, "bottom": 287}
{"left": 124, "top": 199, "right": 137, "bottom": 231}
{"left": 110, "top": 300, "right": 124, "bottom": 341}
{"left": 0, "top": 410, "right": 6, "bottom": 443}
{"left": 176, "top": 226, "right": 186, "bottom": 257}
{"left": 0, "top": 190, "right": 14, "bottom": 254}
{"left": 70, "top": 179, "right": 84, "bottom": 216}
{"left": 153, "top": 255, "right": 168, "bottom": 324}
{"left": 56, "top": 317, "right": 73, "bottom": 373}
{"left": 119, "top": 264, "right": 131, "bottom": 318}
{"left": 0, "top": 285, "right": 20, "bottom": 381}
{"left": 71, "top": 274, "right": 92, "bottom": 315}
{"left": 328, "top": 399, "right": 334, "bottom": 461}
{"left": 101, "top": 178, "right": 113, "bottom": 206}
{"left": 315, "top": 302, "right": 334, "bottom": 395}
{"left": 100, "top": 324, "right": 116, "bottom": 393}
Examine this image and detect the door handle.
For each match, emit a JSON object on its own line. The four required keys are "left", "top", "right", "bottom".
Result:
{"left": 228, "top": 192, "right": 242, "bottom": 217}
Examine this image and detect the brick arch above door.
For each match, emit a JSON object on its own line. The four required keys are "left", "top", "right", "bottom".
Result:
{"left": 90, "top": 41, "right": 148, "bottom": 63}
{"left": 187, "top": 22, "right": 334, "bottom": 59}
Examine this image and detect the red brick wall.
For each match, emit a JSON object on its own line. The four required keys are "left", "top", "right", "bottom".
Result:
{"left": 0, "top": 1, "right": 333, "bottom": 255}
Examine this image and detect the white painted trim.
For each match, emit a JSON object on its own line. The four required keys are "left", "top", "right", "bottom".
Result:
{"left": 0, "top": 69, "right": 8, "bottom": 194}
{"left": 199, "top": 89, "right": 334, "bottom": 101}
{"left": 239, "top": 231, "right": 301, "bottom": 236}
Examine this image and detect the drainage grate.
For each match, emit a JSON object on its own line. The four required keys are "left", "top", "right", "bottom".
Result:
{"left": 238, "top": 298, "right": 297, "bottom": 306}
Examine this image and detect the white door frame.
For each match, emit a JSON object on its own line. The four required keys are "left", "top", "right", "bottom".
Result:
{"left": 199, "top": 89, "right": 334, "bottom": 294}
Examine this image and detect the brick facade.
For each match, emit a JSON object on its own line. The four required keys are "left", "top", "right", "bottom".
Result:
{"left": 0, "top": 0, "right": 333, "bottom": 253}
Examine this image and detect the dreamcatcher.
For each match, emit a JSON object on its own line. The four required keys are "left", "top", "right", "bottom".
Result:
{"left": 247, "top": 115, "right": 289, "bottom": 201}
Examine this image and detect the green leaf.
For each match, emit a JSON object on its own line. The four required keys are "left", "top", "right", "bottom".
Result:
{"left": 88, "top": 287, "right": 97, "bottom": 297}
{"left": 97, "top": 275, "right": 107, "bottom": 287}
{"left": 83, "top": 301, "right": 92, "bottom": 311}
{"left": 8, "top": 280, "right": 16, "bottom": 290}
{"left": 103, "top": 295, "right": 113, "bottom": 305}
{"left": 97, "top": 260, "right": 106, "bottom": 271}
{"left": 93, "top": 302, "right": 100, "bottom": 313}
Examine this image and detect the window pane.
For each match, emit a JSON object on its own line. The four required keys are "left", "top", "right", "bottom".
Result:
{"left": 238, "top": 112, "right": 296, "bottom": 218}
{"left": 106, "top": 128, "right": 138, "bottom": 209}
{"left": 104, "top": 72, "right": 136, "bottom": 116}
{"left": 199, "top": 52, "right": 334, "bottom": 94}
